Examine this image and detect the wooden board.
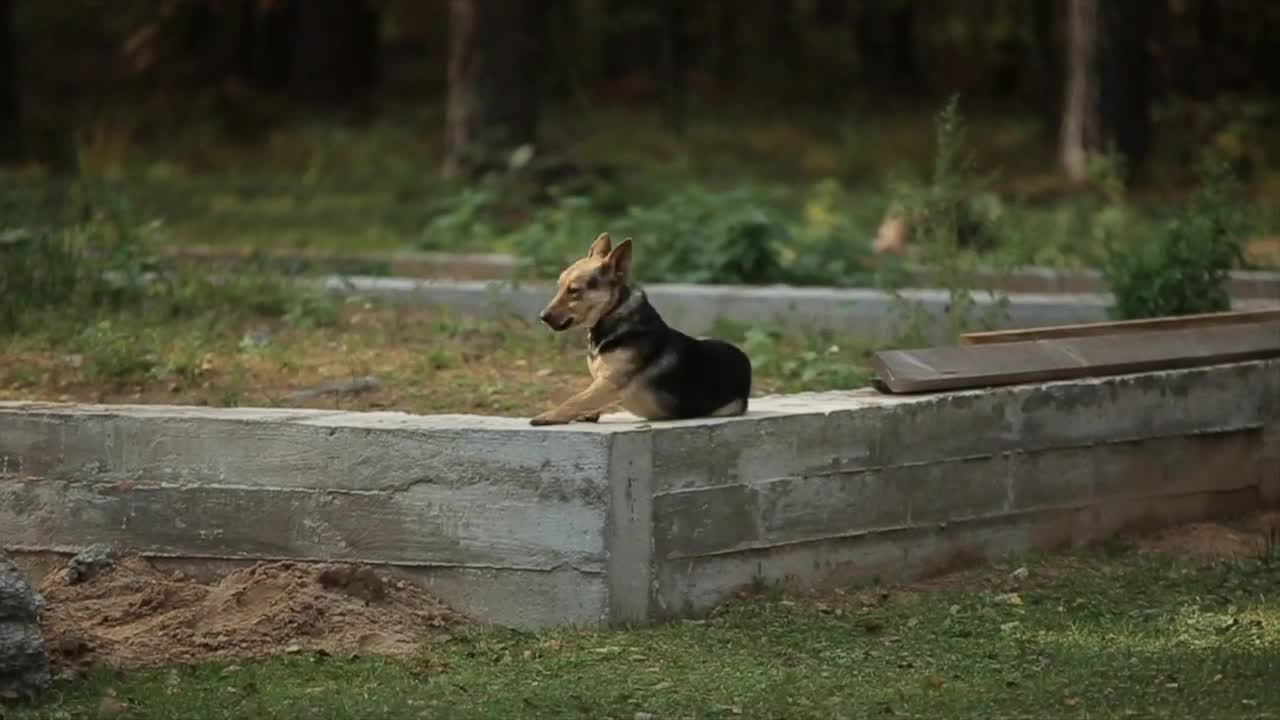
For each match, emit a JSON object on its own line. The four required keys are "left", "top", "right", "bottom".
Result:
{"left": 873, "top": 320, "right": 1280, "bottom": 394}
{"left": 959, "top": 309, "right": 1280, "bottom": 346}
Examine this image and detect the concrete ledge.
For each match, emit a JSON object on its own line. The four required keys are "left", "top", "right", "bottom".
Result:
{"left": 158, "top": 246, "right": 1280, "bottom": 300}
{"left": 3, "top": 360, "right": 1278, "bottom": 627}
{"left": 907, "top": 265, "right": 1280, "bottom": 301}
{"left": 319, "top": 276, "right": 1280, "bottom": 341}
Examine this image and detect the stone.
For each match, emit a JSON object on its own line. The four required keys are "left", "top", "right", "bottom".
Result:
{"left": 64, "top": 544, "right": 114, "bottom": 585}
{"left": 0, "top": 552, "right": 51, "bottom": 700}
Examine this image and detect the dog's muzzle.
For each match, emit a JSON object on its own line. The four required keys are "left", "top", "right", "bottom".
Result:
{"left": 539, "top": 311, "right": 573, "bottom": 331}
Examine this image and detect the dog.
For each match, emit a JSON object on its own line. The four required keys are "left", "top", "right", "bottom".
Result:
{"left": 530, "top": 232, "right": 752, "bottom": 426}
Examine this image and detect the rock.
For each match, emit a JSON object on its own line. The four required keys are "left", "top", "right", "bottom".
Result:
{"left": 64, "top": 544, "right": 115, "bottom": 585}
{"left": 0, "top": 559, "right": 43, "bottom": 621}
{"left": 1009, "top": 567, "right": 1030, "bottom": 583}
{"left": 0, "top": 552, "right": 51, "bottom": 700}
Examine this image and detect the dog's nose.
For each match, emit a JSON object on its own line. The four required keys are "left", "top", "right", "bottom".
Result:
{"left": 538, "top": 310, "right": 552, "bottom": 324}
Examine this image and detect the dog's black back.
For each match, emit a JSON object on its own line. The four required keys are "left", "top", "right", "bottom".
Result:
{"left": 589, "top": 286, "right": 752, "bottom": 420}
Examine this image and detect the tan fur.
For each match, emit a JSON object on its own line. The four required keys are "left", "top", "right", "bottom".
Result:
{"left": 617, "top": 347, "right": 677, "bottom": 420}
{"left": 537, "top": 232, "right": 630, "bottom": 333}
{"left": 531, "top": 233, "right": 637, "bottom": 426}
{"left": 528, "top": 377, "right": 622, "bottom": 425}
{"left": 708, "top": 398, "right": 748, "bottom": 417}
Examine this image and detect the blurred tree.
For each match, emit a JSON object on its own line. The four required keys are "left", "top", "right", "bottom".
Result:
{"left": 234, "top": 0, "right": 379, "bottom": 103}
{"left": 0, "top": 0, "right": 20, "bottom": 164}
{"left": 288, "top": 0, "right": 380, "bottom": 103}
{"left": 236, "top": 0, "right": 292, "bottom": 92}
{"left": 600, "top": 0, "right": 654, "bottom": 88}
{"left": 854, "top": 0, "right": 920, "bottom": 94}
{"left": 711, "top": 0, "right": 739, "bottom": 93}
{"left": 1029, "top": 0, "right": 1063, "bottom": 141}
{"left": 1060, "top": 0, "right": 1154, "bottom": 182}
{"left": 443, "top": 0, "right": 551, "bottom": 178}
{"left": 659, "top": 0, "right": 685, "bottom": 135}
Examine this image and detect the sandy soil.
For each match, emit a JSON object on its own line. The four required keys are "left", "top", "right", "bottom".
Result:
{"left": 35, "top": 557, "right": 464, "bottom": 670}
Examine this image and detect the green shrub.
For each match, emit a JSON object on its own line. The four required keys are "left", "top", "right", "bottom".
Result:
{"left": 1102, "top": 160, "right": 1248, "bottom": 320}
{"left": 510, "top": 183, "right": 792, "bottom": 285}
{"left": 740, "top": 327, "right": 871, "bottom": 391}
{"left": 1, "top": 181, "right": 339, "bottom": 335}
{"left": 73, "top": 321, "right": 157, "bottom": 381}
{"left": 0, "top": 228, "right": 82, "bottom": 333}
{"left": 884, "top": 97, "right": 1011, "bottom": 342}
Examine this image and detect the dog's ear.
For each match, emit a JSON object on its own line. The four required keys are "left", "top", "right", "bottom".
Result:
{"left": 587, "top": 232, "right": 612, "bottom": 259}
{"left": 606, "top": 238, "right": 633, "bottom": 278}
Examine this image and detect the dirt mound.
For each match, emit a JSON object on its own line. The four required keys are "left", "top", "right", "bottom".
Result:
{"left": 36, "top": 556, "right": 464, "bottom": 670}
{"left": 1134, "top": 512, "right": 1280, "bottom": 561}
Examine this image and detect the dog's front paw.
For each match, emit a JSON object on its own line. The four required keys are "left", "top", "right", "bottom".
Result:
{"left": 529, "top": 414, "right": 567, "bottom": 426}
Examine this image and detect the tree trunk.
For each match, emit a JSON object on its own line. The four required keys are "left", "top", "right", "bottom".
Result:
{"left": 1060, "top": 0, "right": 1154, "bottom": 183}
{"left": 0, "top": 0, "right": 21, "bottom": 165}
{"left": 855, "top": 0, "right": 919, "bottom": 94}
{"left": 236, "top": 0, "right": 291, "bottom": 91}
{"left": 1030, "top": 0, "right": 1063, "bottom": 142}
{"left": 443, "top": 0, "right": 549, "bottom": 178}
{"left": 600, "top": 0, "right": 651, "bottom": 85}
{"left": 658, "top": 0, "right": 685, "bottom": 136}
{"left": 712, "top": 0, "right": 739, "bottom": 93}
{"left": 287, "top": 0, "right": 380, "bottom": 103}
{"left": 1194, "top": 0, "right": 1222, "bottom": 98}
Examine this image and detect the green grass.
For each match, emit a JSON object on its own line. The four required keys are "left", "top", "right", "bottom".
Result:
{"left": 1, "top": 296, "right": 876, "bottom": 417}
{"left": 10, "top": 544, "right": 1280, "bottom": 719}
{"left": 7, "top": 101, "right": 1279, "bottom": 281}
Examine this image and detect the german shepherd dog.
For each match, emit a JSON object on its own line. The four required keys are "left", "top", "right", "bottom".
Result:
{"left": 530, "top": 233, "right": 752, "bottom": 426}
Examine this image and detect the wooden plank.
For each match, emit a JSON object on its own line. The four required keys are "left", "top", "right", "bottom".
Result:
{"left": 873, "top": 321, "right": 1280, "bottom": 394}
{"left": 959, "top": 309, "right": 1280, "bottom": 346}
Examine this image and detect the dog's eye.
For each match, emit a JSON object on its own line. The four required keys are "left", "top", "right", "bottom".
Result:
{"left": 585, "top": 276, "right": 599, "bottom": 290}
{"left": 566, "top": 284, "right": 582, "bottom": 296}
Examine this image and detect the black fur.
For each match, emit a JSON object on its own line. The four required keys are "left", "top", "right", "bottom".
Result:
{"left": 590, "top": 286, "right": 752, "bottom": 419}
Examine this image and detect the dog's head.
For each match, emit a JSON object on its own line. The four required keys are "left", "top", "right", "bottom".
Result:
{"left": 538, "top": 232, "right": 633, "bottom": 332}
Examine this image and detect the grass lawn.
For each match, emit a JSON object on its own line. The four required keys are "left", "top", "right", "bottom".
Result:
{"left": 0, "top": 296, "right": 875, "bottom": 418}
{"left": 8, "top": 519, "right": 1280, "bottom": 720}
{"left": 6, "top": 102, "right": 1278, "bottom": 282}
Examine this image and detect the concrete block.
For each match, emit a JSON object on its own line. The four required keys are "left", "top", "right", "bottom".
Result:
{"left": 0, "top": 480, "right": 605, "bottom": 572}
{"left": 1009, "top": 445, "right": 1097, "bottom": 512}
{"left": 1256, "top": 421, "right": 1280, "bottom": 508}
{"left": 404, "top": 565, "right": 609, "bottom": 628}
{"left": 605, "top": 432, "right": 655, "bottom": 625}
{"left": 649, "top": 360, "right": 1278, "bottom": 494}
{"left": 319, "top": 275, "right": 1280, "bottom": 341}
{"left": 2, "top": 358, "right": 1277, "bottom": 628}
{"left": 0, "top": 404, "right": 612, "bottom": 500}
{"left": 651, "top": 456, "right": 1012, "bottom": 562}
{"left": 652, "top": 484, "right": 761, "bottom": 560}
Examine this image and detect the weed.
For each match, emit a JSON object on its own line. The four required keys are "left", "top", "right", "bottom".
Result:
{"left": 73, "top": 321, "right": 156, "bottom": 381}
{"left": 1262, "top": 522, "right": 1280, "bottom": 567}
{"left": 283, "top": 291, "right": 339, "bottom": 329}
{"left": 0, "top": 228, "right": 81, "bottom": 333}
{"left": 421, "top": 348, "right": 456, "bottom": 372}
{"left": 884, "top": 97, "right": 1011, "bottom": 342}
{"left": 1103, "top": 159, "right": 1249, "bottom": 319}
{"left": 740, "top": 326, "right": 872, "bottom": 391}
{"left": 420, "top": 182, "right": 502, "bottom": 251}
{"left": 511, "top": 182, "right": 793, "bottom": 285}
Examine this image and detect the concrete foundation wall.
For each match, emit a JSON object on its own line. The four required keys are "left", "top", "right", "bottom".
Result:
{"left": 3, "top": 360, "right": 1278, "bottom": 628}
{"left": 165, "top": 246, "right": 1280, "bottom": 300}
{"left": 0, "top": 407, "right": 616, "bottom": 626}
{"left": 322, "top": 276, "right": 1280, "bottom": 341}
